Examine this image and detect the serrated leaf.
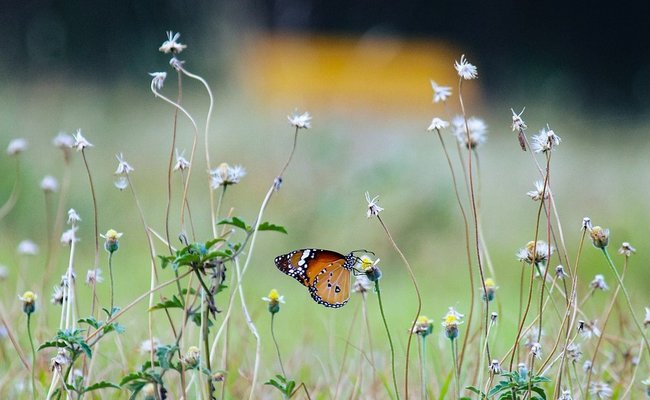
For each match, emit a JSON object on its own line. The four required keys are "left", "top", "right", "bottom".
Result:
{"left": 82, "top": 381, "right": 121, "bottom": 393}
{"left": 119, "top": 372, "right": 145, "bottom": 386}
{"left": 205, "top": 238, "right": 225, "bottom": 249}
{"left": 38, "top": 340, "right": 66, "bottom": 351}
{"left": 257, "top": 222, "right": 288, "bottom": 234}
{"left": 217, "top": 217, "right": 249, "bottom": 231}
{"left": 149, "top": 296, "right": 184, "bottom": 311}
{"left": 78, "top": 317, "right": 101, "bottom": 329}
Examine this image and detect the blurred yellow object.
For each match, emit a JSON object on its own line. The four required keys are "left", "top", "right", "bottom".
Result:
{"left": 238, "top": 34, "right": 478, "bottom": 114}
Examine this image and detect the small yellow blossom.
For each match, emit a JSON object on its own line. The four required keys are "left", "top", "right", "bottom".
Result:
{"left": 589, "top": 226, "right": 609, "bottom": 249}
{"left": 19, "top": 291, "right": 37, "bottom": 315}
{"left": 101, "top": 229, "right": 123, "bottom": 253}
{"left": 412, "top": 315, "right": 433, "bottom": 336}
{"left": 262, "top": 289, "right": 285, "bottom": 314}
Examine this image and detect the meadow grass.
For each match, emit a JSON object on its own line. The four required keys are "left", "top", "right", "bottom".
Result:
{"left": 1, "top": 33, "right": 650, "bottom": 400}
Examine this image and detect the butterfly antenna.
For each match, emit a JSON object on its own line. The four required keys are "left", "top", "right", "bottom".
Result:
{"left": 348, "top": 249, "right": 375, "bottom": 256}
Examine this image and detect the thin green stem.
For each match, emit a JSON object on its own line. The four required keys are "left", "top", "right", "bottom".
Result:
{"left": 108, "top": 251, "right": 115, "bottom": 312}
{"left": 271, "top": 313, "right": 287, "bottom": 377}
{"left": 81, "top": 150, "right": 100, "bottom": 270}
{"left": 601, "top": 248, "right": 650, "bottom": 354}
{"left": 420, "top": 336, "right": 427, "bottom": 399}
{"left": 27, "top": 313, "right": 37, "bottom": 400}
{"left": 375, "top": 280, "right": 399, "bottom": 400}
{"left": 451, "top": 339, "right": 460, "bottom": 400}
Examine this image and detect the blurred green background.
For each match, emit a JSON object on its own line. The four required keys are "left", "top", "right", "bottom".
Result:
{"left": 1, "top": 1, "right": 650, "bottom": 396}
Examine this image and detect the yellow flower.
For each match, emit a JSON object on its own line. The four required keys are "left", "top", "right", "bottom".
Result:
{"left": 19, "top": 291, "right": 38, "bottom": 315}
{"left": 441, "top": 307, "right": 464, "bottom": 340}
{"left": 359, "top": 256, "right": 382, "bottom": 281}
{"left": 412, "top": 315, "right": 433, "bottom": 336}
{"left": 262, "top": 289, "right": 285, "bottom": 314}
{"left": 101, "top": 229, "right": 123, "bottom": 253}
{"left": 589, "top": 226, "right": 609, "bottom": 249}
{"left": 482, "top": 278, "right": 498, "bottom": 302}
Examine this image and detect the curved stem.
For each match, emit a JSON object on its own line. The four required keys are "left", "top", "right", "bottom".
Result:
{"left": 271, "top": 313, "right": 287, "bottom": 377}
{"left": 81, "top": 150, "right": 100, "bottom": 270}
{"left": 28, "top": 313, "right": 37, "bottom": 400}
{"left": 375, "top": 280, "right": 399, "bottom": 400}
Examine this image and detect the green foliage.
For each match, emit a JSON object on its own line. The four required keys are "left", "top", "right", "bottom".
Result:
{"left": 467, "top": 371, "right": 550, "bottom": 400}
{"left": 38, "top": 328, "right": 92, "bottom": 359}
{"left": 265, "top": 374, "right": 297, "bottom": 399}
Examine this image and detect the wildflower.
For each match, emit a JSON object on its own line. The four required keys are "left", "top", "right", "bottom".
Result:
{"left": 481, "top": 278, "right": 497, "bottom": 302}
{"left": 489, "top": 359, "right": 501, "bottom": 374}
{"left": 558, "top": 390, "right": 573, "bottom": 400}
{"left": 359, "top": 255, "right": 381, "bottom": 281}
{"left": 589, "top": 382, "right": 613, "bottom": 399}
{"left": 173, "top": 149, "right": 190, "bottom": 171}
{"left": 589, "top": 226, "right": 609, "bottom": 249}
{"left": 530, "top": 127, "right": 561, "bottom": 153}
{"left": 517, "top": 240, "right": 552, "bottom": 265}
{"left": 430, "top": 80, "right": 452, "bottom": 102}
{"left": 590, "top": 274, "right": 608, "bottom": 291}
{"left": 555, "top": 265, "right": 568, "bottom": 279}
{"left": 511, "top": 108, "right": 527, "bottom": 132}
{"left": 212, "top": 372, "right": 225, "bottom": 382}
{"left": 169, "top": 57, "right": 185, "bottom": 71}
{"left": 67, "top": 208, "right": 81, "bottom": 225}
{"left": 442, "top": 307, "right": 464, "bottom": 340}
{"left": 490, "top": 312, "right": 498, "bottom": 324}
{"left": 114, "top": 153, "right": 134, "bottom": 175}
{"left": 19, "top": 291, "right": 37, "bottom": 315}
{"left": 50, "top": 349, "right": 70, "bottom": 373}
{"left": 530, "top": 342, "right": 542, "bottom": 359}
{"left": 578, "top": 320, "right": 601, "bottom": 339}
{"left": 53, "top": 132, "right": 74, "bottom": 149}
{"left": 411, "top": 315, "right": 433, "bottom": 337}
{"left": 427, "top": 117, "right": 449, "bottom": 131}
{"left": 566, "top": 343, "right": 582, "bottom": 363}
{"left": 60, "top": 271, "right": 76, "bottom": 287}
{"left": 644, "top": 307, "right": 650, "bottom": 329}
{"left": 72, "top": 129, "right": 92, "bottom": 151}
{"left": 526, "top": 180, "right": 549, "bottom": 201}
{"left": 60, "top": 227, "right": 79, "bottom": 245}
{"left": 139, "top": 337, "right": 161, "bottom": 354}
{"left": 452, "top": 116, "right": 487, "bottom": 149}
{"left": 583, "top": 360, "right": 593, "bottom": 373}
{"left": 181, "top": 346, "right": 201, "bottom": 369}
{"left": 51, "top": 285, "right": 66, "bottom": 305}
{"left": 6, "top": 138, "right": 28, "bottom": 155}
{"left": 114, "top": 177, "right": 129, "bottom": 191}
{"left": 86, "top": 268, "right": 103, "bottom": 285}
{"left": 525, "top": 327, "right": 544, "bottom": 350}
{"left": 618, "top": 242, "right": 635, "bottom": 256}
{"left": 159, "top": 31, "right": 187, "bottom": 54}
{"left": 352, "top": 274, "right": 373, "bottom": 294}
{"left": 454, "top": 54, "right": 478, "bottom": 80}
{"left": 287, "top": 110, "right": 312, "bottom": 129}
{"left": 262, "top": 289, "right": 285, "bottom": 314}
{"left": 17, "top": 240, "right": 38, "bottom": 256}
{"left": 101, "top": 229, "right": 123, "bottom": 253}
{"left": 365, "top": 192, "right": 384, "bottom": 218}
{"left": 149, "top": 72, "right": 167, "bottom": 90}
{"left": 0, "top": 265, "right": 7, "bottom": 281}
{"left": 40, "top": 176, "right": 59, "bottom": 193}
{"left": 210, "top": 163, "right": 246, "bottom": 189}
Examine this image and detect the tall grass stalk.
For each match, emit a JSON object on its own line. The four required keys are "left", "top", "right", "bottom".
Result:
{"left": 374, "top": 280, "right": 399, "bottom": 400}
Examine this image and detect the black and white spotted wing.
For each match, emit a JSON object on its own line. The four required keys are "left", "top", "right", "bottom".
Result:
{"left": 274, "top": 249, "right": 358, "bottom": 308}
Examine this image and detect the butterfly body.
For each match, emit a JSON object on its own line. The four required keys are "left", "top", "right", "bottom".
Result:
{"left": 274, "top": 249, "right": 358, "bottom": 308}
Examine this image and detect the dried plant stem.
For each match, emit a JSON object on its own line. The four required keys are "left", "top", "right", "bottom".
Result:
{"left": 165, "top": 70, "right": 183, "bottom": 253}
{"left": 270, "top": 313, "right": 287, "bottom": 377}
{"left": 80, "top": 150, "right": 100, "bottom": 270}
{"left": 27, "top": 313, "right": 37, "bottom": 400}
{"left": 0, "top": 158, "right": 20, "bottom": 220}
{"left": 374, "top": 215, "right": 420, "bottom": 399}
{"left": 44, "top": 160, "right": 72, "bottom": 289}
{"left": 433, "top": 128, "right": 475, "bottom": 371}
{"left": 334, "top": 301, "right": 361, "bottom": 399}
{"left": 374, "top": 280, "right": 399, "bottom": 400}
{"left": 234, "top": 257, "right": 261, "bottom": 400}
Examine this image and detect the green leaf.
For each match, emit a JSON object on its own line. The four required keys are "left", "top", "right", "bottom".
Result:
{"left": 103, "top": 322, "right": 126, "bottom": 334}
{"left": 217, "top": 217, "right": 249, "bottom": 231}
{"left": 285, "top": 380, "right": 296, "bottom": 394}
{"left": 38, "top": 340, "right": 66, "bottom": 351}
{"left": 149, "top": 296, "right": 184, "bottom": 311}
{"left": 78, "top": 317, "right": 101, "bottom": 329}
{"left": 465, "top": 386, "right": 487, "bottom": 399}
{"left": 205, "top": 238, "right": 225, "bottom": 249}
{"left": 264, "top": 378, "right": 283, "bottom": 391}
{"left": 82, "top": 381, "right": 121, "bottom": 393}
{"left": 438, "top": 368, "right": 453, "bottom": 400}
{"left": 531, "top": 386, "right": 547, "bottom": 400}
{"left": 119, "top": 372, "right": 145, "bottom": 386}
{"left": 257, "top": 222, "right": 288, "bottom": 234}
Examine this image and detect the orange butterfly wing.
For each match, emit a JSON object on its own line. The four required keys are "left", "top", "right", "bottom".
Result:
{"left": 274, "top": 249, "right": 356, "bottom": 308}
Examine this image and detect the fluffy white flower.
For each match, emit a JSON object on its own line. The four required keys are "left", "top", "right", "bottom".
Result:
{"left": 72, "top": 130, "right": 93, "bottom": 151}
{"left": 365, "top": 192, "right": 383, "bottom": 218}
{"left": 430, "top": 80, "right": 452, "bottom": 103}
{"left": 452, "top": 116, "right": 487, "bottom": 149}
{"left": 427, "top": 117, "right": 450, "bottom": 131}
{"left": 287, "top": 110, "right": 312, "bottom": 129}
{"left": 149, "top": 72, "right": 167, "bottom": 91}
{"left": 454, "top": 54, "right": 478, "bottom": 80}
{"left": 17, "top": 240, "right": 38, "bottom": 256}
{"left": 40, "top": 176, "right": 59, "bottom": 193}
{"left": 6, "top": 138, "right": 28, "bottom": 155}
{"left": 159, "top": 31, "right": 187, "bottom": 54}
{"left": 115, "top": 153, "right": 134, "bottom": 175}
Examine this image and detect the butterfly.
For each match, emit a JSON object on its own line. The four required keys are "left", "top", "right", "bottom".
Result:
{"left": 274, "top": 249, "right": 361, "bottom": 308}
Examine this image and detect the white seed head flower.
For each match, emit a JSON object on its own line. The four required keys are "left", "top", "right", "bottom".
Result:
{"left": 517, "top": 240, "right": 553, "bottom": 265}
{"left": 511, "top": 108, "right": 527, "bottom": 132}
{"left": 583, "top": 360, "right": 593, "bottom": 373}
{"left": 159, "top": 31, "right": 187, "bottom": 54}
{"left": 40, "top": 175, "right": 59, "bottom": 193}
{"left": 530, "top": 127, "right": 561, "bottom": 153}
{"left": 526, "top": 180, "right": 549, "bottom": 201}
{"left": 86, "top": 268, "right": 103, "bottom": 285}
{"left": 60, "top": 227, "right": 79, "bottom": 245}
{"left": 558, "top": 389, "right": 573, "bottom": 400}
{"left": 566, "top": 343, "right": 582, "bottom": 363}
{"left": 427, "top": 117, "right": 450, "bottom": 131}
{"left": 50, "top": 286, "right": 65, "bottom": 305}
{"left": 115, "top": 153, "right": 134, "bottom": 175}
{"left": 353, "top": 273, "right": 373, "bottom": 294}
{"left": 173, "top": 149, "right": 190, "bottom": 171}
{"left": 582, "top": 217, "right": 592, "bottom": 231}
{"left": 430, "top": 80, "right": 452, "bottom": 103}
{"left": 6, "top": 138, "right": 28, "bottom": 156}
{"left": 17, "top": 240, "right": 39, "bottom": 256}
{"left": 365, "top": 192, "right": 384, "bottom": 218}
{"left": 590, "top": 274, "right": 609, "bottom": 291}
{"left": 452, "top": 116, "right": 487, "bottom": 149}
{"left": 114, "top": 177, "right": 129, "bottom": 191}
{"left": 288, "top": 110, "right": 312, "bottom": 129}
{"left": 618, "top": 242, "right": 636, "bottom": 256}
{"left": 139, "top": 337, "right": 161, "bottom": 354}
{"left": 555, "top": 265, "right": 568, "bottom": 279}
{"left": 60, "top": 270, "right": 76, "bottom": 288}
{"left": 67, "top": 208, "right": 81, "bottom": 225}
{"left": 169, "top": 57, "right": 185, "bottom": 71}
{"left": 72, "top": 129, "right": 93, "bottom": 151}
{"left": 149, "top": 72, "right": 167, "bottom": 91}
{"left": 210, "top": 163, "right": 246, "bottom": 189}
{"left": 589, "top": 382, "right": 613, "bottom": 399}
{"left": 53, "top": 133, "right": 75, "bottom": 149}
{"left": 454, "top": 54, "right": 478, "bottom": 80}
{"left": 50, "top": 349, "right": 70, "bottom": 373}
{"left": 489, "top": 359, "right": 501, "bottom": 374}
{"left": 578, "top": 320, "right": 601, "bottom": 339}
{"left": 530, "top": 342, "right": 542, "bottom": 359}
